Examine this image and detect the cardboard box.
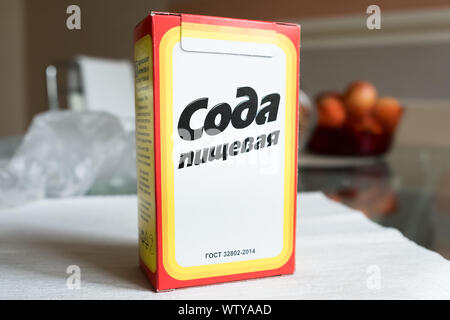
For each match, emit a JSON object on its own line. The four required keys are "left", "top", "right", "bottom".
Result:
{"left": 134, "top": 12, "right": 300, "bottom": 291}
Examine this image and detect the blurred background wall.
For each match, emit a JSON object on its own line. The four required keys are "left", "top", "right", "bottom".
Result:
{"left": 1, "top": 0, "right": 450, "bottom": 144}
{"left": 0, "top": 0, "right": 169, "bottom": 136}
{"left": 173, "top": 0, "right": 450, "bottom": 99}
{"left": 0, "top": 0, "right": 26, "bottom": 136}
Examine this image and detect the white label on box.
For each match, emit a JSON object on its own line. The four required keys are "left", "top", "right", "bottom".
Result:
{"left": 172, "top": 38, "right": 287, "bottom": 267}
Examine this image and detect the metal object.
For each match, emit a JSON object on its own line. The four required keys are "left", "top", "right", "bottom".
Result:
{"left": 45, "top": 62, "right": 84, "bottom": 110}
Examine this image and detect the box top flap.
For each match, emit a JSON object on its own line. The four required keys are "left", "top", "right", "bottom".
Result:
{"left": 180, "top": 13, "right": 277, "bottom": 57}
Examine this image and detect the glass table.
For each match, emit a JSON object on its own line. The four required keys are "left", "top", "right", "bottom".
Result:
{"left": 299, "top": 145, "right": 450, "bottom": 259}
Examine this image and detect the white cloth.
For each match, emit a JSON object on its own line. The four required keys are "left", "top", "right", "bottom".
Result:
{"left": 0, "top": 192, "right": 449, "bottom": 299}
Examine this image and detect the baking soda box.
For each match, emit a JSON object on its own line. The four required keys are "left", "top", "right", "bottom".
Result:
{"left": 134, "top": 12, "right": 300, "bottom": 291}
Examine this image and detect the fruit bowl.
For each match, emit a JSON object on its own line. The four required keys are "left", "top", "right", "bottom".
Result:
{"left": 307, "top": 81, "right": 404, "bottom": 156}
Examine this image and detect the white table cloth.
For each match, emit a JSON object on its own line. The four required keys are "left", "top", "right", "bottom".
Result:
{"left": 0, "top": 192, "right": 449, "bottom": 299}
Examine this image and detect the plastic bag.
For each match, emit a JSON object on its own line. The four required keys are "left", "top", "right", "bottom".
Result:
{"left": 0, "top": 110, "right": 136, "bottom": 208}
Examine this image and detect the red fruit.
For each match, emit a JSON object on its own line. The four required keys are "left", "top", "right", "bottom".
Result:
{"left": 373, "top": 97, "right": 403, "bottom": 133}
{"left": 348, "top": 114, "right": 384, "bottom": 135}
{"left": 344, "top": 81, "right": 377, "bottom": 117}
{"left": 317, "top": 94, "right": 346, "bottom": 128}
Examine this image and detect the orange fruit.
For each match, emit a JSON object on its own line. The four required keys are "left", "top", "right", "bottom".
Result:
{"left": 373, "top": 97, "right": 403, "bottom": 132}
{"left": 344, "top": 81, "right": 377, "bottom": 117}
{"left": 316, "top": 91, "right": 343, "bottom": 103}
{"left": 317, "top": 94, "right": 346, "bottom": 128}
{"left": 348, "top": 114, "right": 384, "bottom": 135}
